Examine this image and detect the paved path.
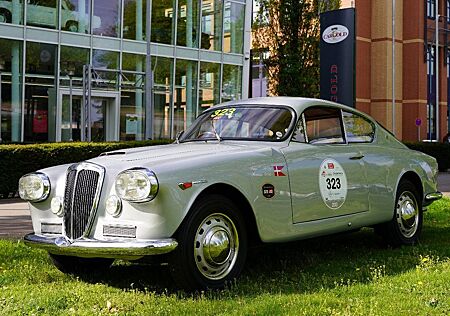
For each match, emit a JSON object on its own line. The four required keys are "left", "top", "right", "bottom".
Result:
{"left": 2, "top": 172, "right": 450, "bottom": 238}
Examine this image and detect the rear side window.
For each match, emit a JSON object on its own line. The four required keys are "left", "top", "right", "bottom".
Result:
{"left": 343, "top": 111, "right": 375, "bottom": 143}
{"left": 303, "top": 107, "right": 345, "bottom": 144}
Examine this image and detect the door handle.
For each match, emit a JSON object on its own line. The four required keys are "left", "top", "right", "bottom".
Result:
{"left": 349, "top": 154, "right": 365, "bottom": 160}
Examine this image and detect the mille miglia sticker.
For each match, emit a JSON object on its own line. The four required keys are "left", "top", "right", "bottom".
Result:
{"left": 262, "top": 184, "right": 275, "bottom": 198}
{"left": 273, "top": 165, "right": 286, "bottom": 176}
{"left": 319, "top": 158, "right": 348, "bottom": 209}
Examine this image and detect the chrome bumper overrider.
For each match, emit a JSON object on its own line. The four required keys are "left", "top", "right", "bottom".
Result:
{"left": 24, "top": 233, "right": 178, "bottom": 258}
{"left": 425, "top": 191, "right": 443, "bottom": 202}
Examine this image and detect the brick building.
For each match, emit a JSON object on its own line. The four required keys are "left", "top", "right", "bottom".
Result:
{"left": 342, "top": 0, "right": 450, "bottom": 141}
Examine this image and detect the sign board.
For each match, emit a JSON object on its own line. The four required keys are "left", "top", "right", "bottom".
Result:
{"left": 320, "top": 8, "right": 356, "bottom": 107}
{"left": 415, "top": 118, "right": 422, "bottom": 126}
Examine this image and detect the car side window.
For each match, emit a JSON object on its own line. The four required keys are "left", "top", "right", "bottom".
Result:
{"left": 343, "top": 111, "right": 375, "bottom": 143}
{"left": 291, "top": 117, "right": 307, "bottom": 142}
{"left": 303, "top": 106, "right": 345, "bottom": 144}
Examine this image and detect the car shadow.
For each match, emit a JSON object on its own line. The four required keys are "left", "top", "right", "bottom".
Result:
{"left": 72, "top": 226, "right": 450, "bottom": 297}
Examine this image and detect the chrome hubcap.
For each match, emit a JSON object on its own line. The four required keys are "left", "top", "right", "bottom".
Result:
{"left": 396, "top": 191, "right": 419, "bottom": 238}
{"left": 0, "top": 15, "right": 6, "bottom": 23}
{"left": 194, "top": 213, "right": 239, "bottom": 280}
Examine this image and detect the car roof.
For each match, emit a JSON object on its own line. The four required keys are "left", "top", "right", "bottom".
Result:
{"left": 222, "top": 97, "right": 370, "bottom": 120}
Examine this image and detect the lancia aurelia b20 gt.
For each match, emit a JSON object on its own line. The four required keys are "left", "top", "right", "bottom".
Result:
{"left": 20, "top": 97, "right": 442, "bottom": 289}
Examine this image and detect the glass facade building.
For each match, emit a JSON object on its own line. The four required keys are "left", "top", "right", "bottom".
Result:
{"left": 0, "top": 0, "right": 251, "bottom": 142}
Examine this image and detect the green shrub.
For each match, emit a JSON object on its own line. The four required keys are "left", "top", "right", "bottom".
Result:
{"left": 404, "top": 142, "right": 450, "bottom": 171}
{"left": 0, "top": 140, "right": 171, "bottom": 198}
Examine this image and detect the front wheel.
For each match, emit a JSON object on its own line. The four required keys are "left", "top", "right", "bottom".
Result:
{"left": 169, "top": 195, "right": 247, "bottom": 290}
{"left": 377, "top": 180, "right": 422, "bottom": 246}
{"left": 49, "top": 253, "right": 114, "bottom": 275}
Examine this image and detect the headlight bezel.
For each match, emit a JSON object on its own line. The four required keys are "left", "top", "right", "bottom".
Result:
{"left": 18, "top": 172, "right": 51, "bottom": 202}
{"left": 115, "top": 168, "right": 159, "bottom": 203}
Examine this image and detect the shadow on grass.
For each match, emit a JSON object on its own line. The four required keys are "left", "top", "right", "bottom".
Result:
{"left": 71, "top": 225, "right": 450, "bottom": 297}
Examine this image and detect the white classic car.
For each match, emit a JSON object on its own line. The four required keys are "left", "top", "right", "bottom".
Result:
{"left": 20, "top": 97, "right": 442, "bottom": 289}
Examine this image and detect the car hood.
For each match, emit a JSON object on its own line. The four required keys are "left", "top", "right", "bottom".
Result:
{"left": 87, "top": 141, "right": 281, "bottom": 169}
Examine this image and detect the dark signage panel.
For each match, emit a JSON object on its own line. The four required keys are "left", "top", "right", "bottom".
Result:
{"left": 320, "top": 8, "right": 356, "bottom": 107}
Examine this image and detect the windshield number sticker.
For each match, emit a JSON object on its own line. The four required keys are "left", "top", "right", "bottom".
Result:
{"left": 319, "top": 159, "right": 347, "bottom": 209}
{"left": 211, "top": 108, "right": 236, "bottom": 119}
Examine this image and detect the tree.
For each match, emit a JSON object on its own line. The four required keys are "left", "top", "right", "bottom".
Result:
{"left": 253, "top": 0, "right": 340, "bottom": 97}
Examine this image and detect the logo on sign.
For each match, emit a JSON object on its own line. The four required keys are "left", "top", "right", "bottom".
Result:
{"left": 322, "top": 24, "right": 349, "bottom": 44}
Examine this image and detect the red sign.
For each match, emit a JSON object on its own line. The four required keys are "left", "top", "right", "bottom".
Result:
{"left": 33, "top": 110, "right": 48, "bottom": 133}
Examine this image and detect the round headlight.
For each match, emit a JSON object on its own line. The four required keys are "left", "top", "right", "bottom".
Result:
{"left": 18, "top": 173, "right": 51, "bottom": 202}
{"left": 115, "top": 168, "right": 158, "bottom": 202}
{"left": 51, "top": 196, "right": 64, "bottom": 217}
{"left": 106, "top": 195, "right": 122, "bottom": 217}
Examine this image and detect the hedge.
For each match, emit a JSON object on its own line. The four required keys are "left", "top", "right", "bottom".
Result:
{"left": 0, "top": 140, "right": 171, "bottom": 198}
{"left": 405, "top": 142, "right": 450, "bottom": 172}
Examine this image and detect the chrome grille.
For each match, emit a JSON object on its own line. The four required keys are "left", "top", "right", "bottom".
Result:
{"left": 63, "top": 163, "right": 104, "bottom": 240}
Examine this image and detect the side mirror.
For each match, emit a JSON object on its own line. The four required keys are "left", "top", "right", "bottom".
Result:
{"left": 175, "top": 130, "right": 184, "bottom": 144}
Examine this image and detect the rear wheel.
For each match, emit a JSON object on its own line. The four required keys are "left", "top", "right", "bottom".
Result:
{"left": 65, "top": 21, "right": 79, "bottom": 32}
{"left": 49, "top": 253, "right": 114, "bottom": 274}
{"left": 377, "top": 180, "right": 422, "bottom": 246}
{"left": 169, "top": 195, "right": 247, "bottom": 290}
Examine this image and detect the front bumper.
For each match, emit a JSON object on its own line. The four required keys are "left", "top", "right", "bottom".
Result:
{"left": 24, "top": 233, "right": 178, "bottom": 259}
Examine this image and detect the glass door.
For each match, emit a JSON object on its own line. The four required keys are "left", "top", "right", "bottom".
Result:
{"left": 59, "top": 90, "right": 119, "bottom": 142}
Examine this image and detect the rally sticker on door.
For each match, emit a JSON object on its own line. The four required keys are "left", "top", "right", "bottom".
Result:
{"left": 319, "top": 158, "right": 347, "bottom": 209}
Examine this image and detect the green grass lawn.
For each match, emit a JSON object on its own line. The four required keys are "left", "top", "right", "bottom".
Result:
{"left": 1, "top": 199, "right": 450, "bottom": 315}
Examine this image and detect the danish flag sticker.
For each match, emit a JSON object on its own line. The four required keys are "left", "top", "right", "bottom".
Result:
{"left": 273, "top": 165, "right": 286, "bottom": 177}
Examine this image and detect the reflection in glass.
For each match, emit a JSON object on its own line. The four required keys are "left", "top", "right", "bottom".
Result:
{"left": 224, "top": 1, "right": 245, "bottom": 54}
{"left": 121, "top": 53, "right": 145, "bottom": 141}
{"left": 24, "top": 78, "right": 56, "bottom": 142}
{"left": 201, "top": 0, "right": 222, "bottom": 51}
{"left": 0, "top": 38, "right": 22, "bottom": 142}
{"left": 222, "top": 64, "right": 242, "bottom": 102}
{"left": 152, "top": 56, "right": 173, "bottom": 139}
{"left": 92, "top": 49, "right": 119, "bottom": 89}
{"left": 61, "top": 95, "right": 81, "bottom": 141}
{"left": 60, "top": 45, "right": 89, "bottom": 80}
{"left": 123, "top": 0, "right": 146, "bottom": 41}
{"left": 93, "top": 0, "right": 120, "bottom": 37}
{"left": 25, "top": 42, "right": 57, "bottom": 142}
{"left": 199, "top": 62, "right": 220, "bottom": 109}
{"left": 121, "top": 91, "right": 144, "bottom": 141}
{"left": 0, "top": 0, "right": 23, "bottom": 25}
{"left": 26, "top": 42, "right": 57, "bottom": 75}
{"left": 175, "top": 59, "right": 197, "bottom": 136}
{"left": 26, "top": 0, "right": 58, "bottom": 29}
{"left": 62, "top": 0, "right": 94, "bottom": 33}
{"left": 151, "top": 0, "right": 174, "bottom": 44}
{"left": 90, "top": 97, "right": 105, "bottom": 141}
{"left": 177, "top": 0, "right": 200, "bottom": 48}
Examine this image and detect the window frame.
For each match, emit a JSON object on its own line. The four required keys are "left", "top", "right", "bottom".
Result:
{"left": 342, "top": 110, "right": 376, "bottom": 144}
{"left": 297, "top": 105, "right": 347, "bottom": 145}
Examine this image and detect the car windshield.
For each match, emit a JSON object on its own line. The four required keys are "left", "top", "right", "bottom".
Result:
{"left": 181, "top": 106, "right": 294, "bottom": 142}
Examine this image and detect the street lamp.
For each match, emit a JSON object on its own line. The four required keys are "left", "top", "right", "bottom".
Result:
{"left": 0, "top": 55, "right": 5, "bottom": 143}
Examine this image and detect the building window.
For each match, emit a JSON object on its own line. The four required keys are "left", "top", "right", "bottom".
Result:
{"left": 200, "top": 62, "right": 220, "bottom": 108}
{"left": 177, "top": 0, "right": 201, "bottom": 48}
{"left": 0, "top": 38, "right": 23, "bottom": 143}
{"left": 223, "top": 1, "right": 245, "bottom": 54}
{"left": 0, "top": 0, "right": 23, "bottom": 25}
{"left": 62, "top": 0, "right": 91, "bottom": 33}
{"left": 222, "top": 64, "right": 242, "bottom": 102}
{"left": 150, "top": 0, "right": 175, "bottom": 44}
{"left": 26, "top": 0, "right": 58, "bottom": 29}
{"left": 93, "top": 0, "right": 120, "bottom": 37}
{"left": 123, "top": 0, "right": 147, "bottom": 41}
{"left": 201, "top": 0, "right": 222, "bottom": 51}
{"left": 427, "top": 45, "right": 436, "bottom": 140}
{"left": 427, "top": 0, "right": 436, "bottom": 19}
